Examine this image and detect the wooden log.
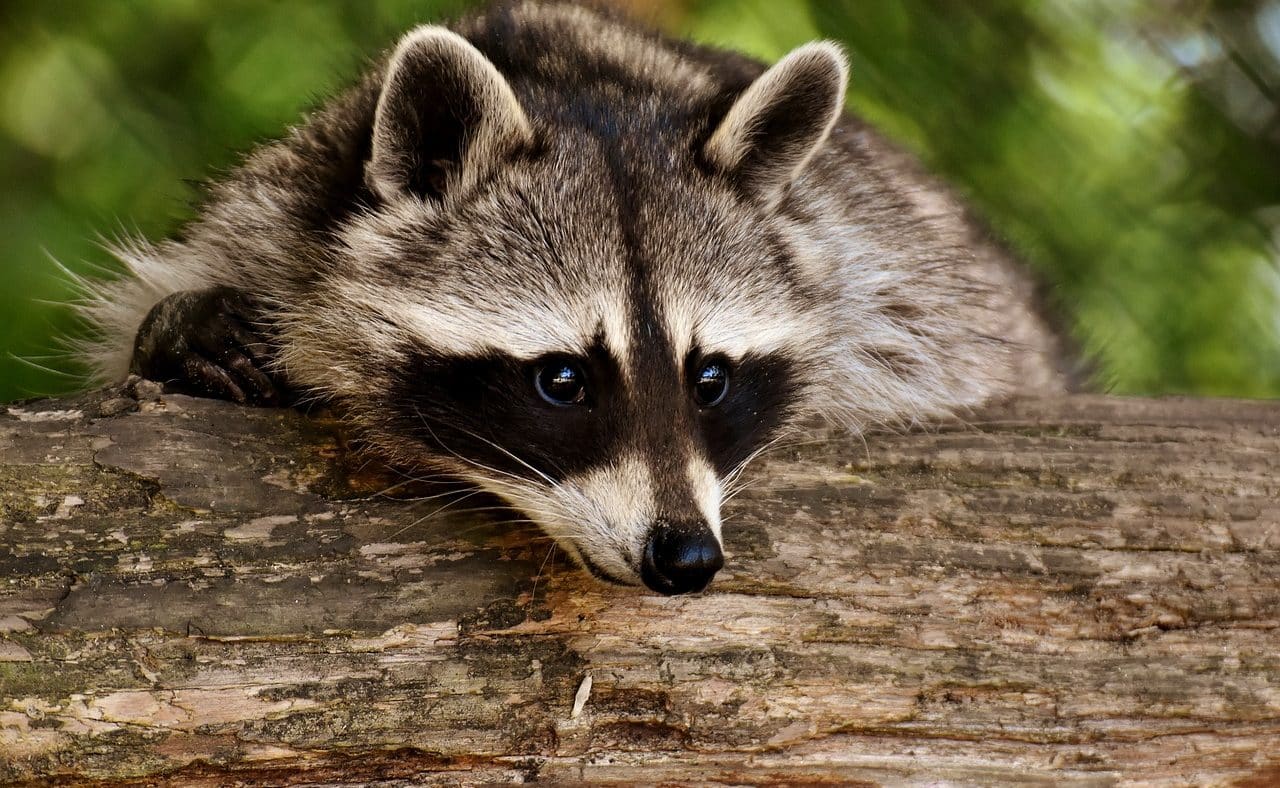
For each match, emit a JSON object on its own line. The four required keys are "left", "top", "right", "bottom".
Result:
{"left": 1, "top": 383, "right": 1277, "bottom": 785}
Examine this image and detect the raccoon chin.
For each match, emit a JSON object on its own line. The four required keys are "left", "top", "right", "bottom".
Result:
{"left": 564, "top": 543, "right": 639, "bottom": 587}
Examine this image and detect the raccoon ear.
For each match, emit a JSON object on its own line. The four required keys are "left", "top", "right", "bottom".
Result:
{"left": 368, "top": 26, "right": 533, "bottom": 202}
{"left": 703, "top": 42, "right": 848, "bottom": 205}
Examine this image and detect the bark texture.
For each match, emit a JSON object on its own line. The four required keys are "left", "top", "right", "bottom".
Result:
{"left": 1, "top": 384, "right": 1277, "bottom": 786}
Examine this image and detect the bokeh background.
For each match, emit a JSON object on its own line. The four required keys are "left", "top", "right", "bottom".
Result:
{"left": 2, "top": 0, "right": 1278, "bottom": 402}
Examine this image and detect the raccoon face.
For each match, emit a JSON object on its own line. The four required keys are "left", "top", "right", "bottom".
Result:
{"left": 303, "top": 27, "right": 847, "bottom": 593}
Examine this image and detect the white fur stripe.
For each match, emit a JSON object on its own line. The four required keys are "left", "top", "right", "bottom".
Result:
{"left": 686, "top": 456, "right": 724, "bottom": 542}
{"left": 334, "top": 279, "right": 632, "bottom": 362}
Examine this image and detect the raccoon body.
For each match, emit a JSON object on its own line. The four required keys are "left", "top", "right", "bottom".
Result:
{"left": 81, "top": 1, "right": 1067, "bottom": 594}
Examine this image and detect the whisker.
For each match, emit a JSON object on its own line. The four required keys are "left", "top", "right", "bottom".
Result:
{"left": 386, "top": 488, "right": 490, "bottom": 539}
{"left": 529, "top": 542, "right": 558, "bottom": 607}
{"left": 412, "top": 406, "right": 551, "bottom": 490}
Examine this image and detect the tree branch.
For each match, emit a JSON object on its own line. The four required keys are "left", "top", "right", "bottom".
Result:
{"left": 2, "top": 385, "right": 1277, "bottom": 785}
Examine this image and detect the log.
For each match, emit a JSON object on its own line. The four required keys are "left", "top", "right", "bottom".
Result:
{"left": 1, "top": 383, "right": 1277, "bottom": 786}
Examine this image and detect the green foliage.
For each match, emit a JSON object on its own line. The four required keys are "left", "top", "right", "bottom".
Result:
{"left": 0, "top": 0, "right": 469, "bottom": 400}
{"left": 2, "top": 0, "right": 1277, "bottom": 400}
{"left": 683, "top": 0, "right": 1280, "bottom": 397}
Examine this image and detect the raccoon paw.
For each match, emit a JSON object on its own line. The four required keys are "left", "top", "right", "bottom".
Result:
{"left": 130, "top": 286, "right": 287, "bottom": 406}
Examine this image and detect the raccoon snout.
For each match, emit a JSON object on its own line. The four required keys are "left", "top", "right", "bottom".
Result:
{"left": 640, "top": 520, "right": 724, "bottom": 596}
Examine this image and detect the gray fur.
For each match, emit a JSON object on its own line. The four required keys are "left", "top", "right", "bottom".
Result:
{"left": 74, "top": 0, "right": 1068, "bottom": 586}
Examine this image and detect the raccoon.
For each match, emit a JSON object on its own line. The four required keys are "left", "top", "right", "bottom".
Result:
{"left": 79, "top": 1, "right": 1067, "bottom": 595}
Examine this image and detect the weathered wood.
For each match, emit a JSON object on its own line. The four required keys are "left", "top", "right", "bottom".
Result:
{"left": 1, "top": 384, "right": 1277, "bottom": 785}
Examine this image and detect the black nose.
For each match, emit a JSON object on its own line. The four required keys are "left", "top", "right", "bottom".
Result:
{"left": 640, "top": 521, "right": 724, "bottom": 595}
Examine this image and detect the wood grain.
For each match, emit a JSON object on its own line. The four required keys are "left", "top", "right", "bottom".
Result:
{"left": 1, "top": 383, "right": 1277, "bottom": 785}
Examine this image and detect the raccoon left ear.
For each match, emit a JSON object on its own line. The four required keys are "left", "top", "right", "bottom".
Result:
{"left": 368, "top": 25, "right": 533, "bottom": 202}
{"left": 703, "top": 42, "right": 849, "bottom": 205}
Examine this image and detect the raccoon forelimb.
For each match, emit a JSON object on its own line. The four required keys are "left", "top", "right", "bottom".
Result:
{"left": 130, "top": 286, "right": 285, "bottom": 406}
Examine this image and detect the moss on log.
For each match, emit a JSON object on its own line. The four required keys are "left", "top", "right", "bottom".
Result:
{"left": 1, "top": 384, "right": 1277, "bottom": 785}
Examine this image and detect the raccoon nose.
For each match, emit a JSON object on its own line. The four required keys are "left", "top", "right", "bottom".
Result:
{"left": 640, "top": 520, "right": 724, "bottom": 595}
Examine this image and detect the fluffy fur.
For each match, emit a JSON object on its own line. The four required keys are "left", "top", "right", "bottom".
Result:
{"left": 74, "top": 1, "right": 1067, "bottom": 589}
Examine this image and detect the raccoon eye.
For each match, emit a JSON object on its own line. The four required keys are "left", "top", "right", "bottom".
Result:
{"left": 693, "top": 358, "right": 730, "bottom": 408}
{"left": 535, "top": 360, "right": 587, "bottom": 406}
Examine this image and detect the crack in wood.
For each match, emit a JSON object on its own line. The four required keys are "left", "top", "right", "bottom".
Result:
{"left": 0, "top": 387, "right": 1277, "bottom": 784}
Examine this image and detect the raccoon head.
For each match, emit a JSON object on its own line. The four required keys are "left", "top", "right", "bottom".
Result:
{"left": 284, "top": 26, "right": 848, "bottom": 594}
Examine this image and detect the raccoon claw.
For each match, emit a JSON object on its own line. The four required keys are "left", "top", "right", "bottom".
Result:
{"left": 182, "top": 355, "right": 250, "bottom": 404}
{"left": 131, "top": 286, "right": 287, "bottom": 406}
{"left": 223, "top": 349, "right": 279, "bottom": 403}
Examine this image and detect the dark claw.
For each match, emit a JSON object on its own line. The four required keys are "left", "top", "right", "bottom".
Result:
{"left": 131, "top": 286, "right": 289, "bottom": 407}
{"left": 183, "top": 355, "right": 247, "bottom": 403}
{"left": 224, "top": 350, "right": 278, "bottom": 405}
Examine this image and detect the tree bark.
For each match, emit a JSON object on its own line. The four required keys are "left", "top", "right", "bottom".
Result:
{"left": 1, "top": 384, "right": 1277, "bottom": 786}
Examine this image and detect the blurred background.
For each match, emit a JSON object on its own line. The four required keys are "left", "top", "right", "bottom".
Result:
{"left": 1, "top": 0, "right": 1278, "bottom": 402}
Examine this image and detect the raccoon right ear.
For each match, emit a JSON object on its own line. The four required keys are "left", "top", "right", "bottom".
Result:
{"left": 703, "top": 42, "right": 849, "bottom": 205}
{"left": 368, "top": 26, "right": 533, "bottom": 203}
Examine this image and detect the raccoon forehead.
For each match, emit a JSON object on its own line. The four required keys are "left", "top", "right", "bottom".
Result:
{"left": 659, "top": 280, "right": 824, "bottom": 360}
{"left": 645, "top": 224, "right": 827, "bottom": 360}
{"left": 333, "top": 279, "right": 633, "bottom": 361}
